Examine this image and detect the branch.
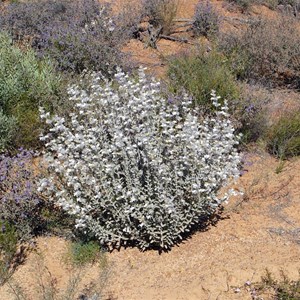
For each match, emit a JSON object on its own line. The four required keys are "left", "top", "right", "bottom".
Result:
{"left": 160, "top": 35, "right": 191, "bottom": 44}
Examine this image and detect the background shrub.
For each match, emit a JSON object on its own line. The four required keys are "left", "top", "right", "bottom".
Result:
{"left": 219, "top": 17, "right": 300, "bottom": 88}
{"left": 142, "top": 0, "right": 179, "bottom": 35}
{"left": 0, "top": 111, "right": 16, "bottom": 152}
{"left": 115, "top": 0, "right": 144, "bottom": 39}
{"left": 0, "top": 150, "right": 48, "bottom": 241}
{"left": 265, "top": 112, "right": 300, "bottom": 159}
{"left": 276, "top": 0, "right": 300, "bottom": 13}
{"left": 253, "top": 269, "right": 300, "bottom": 299}
{"left": 230, "top": 94, "right": 268, "bottom": 144}
{"left": 225, "top": 0, "right": 258, "bottom": 11}
{"left": 192, "top": 1, "right": 220, "bottom": 38}
{"left": 65, "top": 241, "right": 102, "bottom": 267}
{"left": 167, "top": 48, "right": 240, "bottom": 108}
{"left": 0, "top": 222, "right": 18, "bottom": 286}
{"left": 0, "top": 0, "right": 127, "bottom": 74}
{"left": 39, "top": 69, "right": 241, "bottom": 250}
{"left": 0, "top": 32, "right": 63, "bottom": 149}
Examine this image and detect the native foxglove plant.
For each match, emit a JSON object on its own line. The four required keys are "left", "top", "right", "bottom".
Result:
{"left": 39, "top": 69, "right": 241, "bottom": 250}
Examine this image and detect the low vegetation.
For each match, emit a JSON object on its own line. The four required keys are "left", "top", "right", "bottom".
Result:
{"left": 142, "top": 0, "right": 179, "bottom": 35}
{"left": 220, "top": 16, "right": 300, "bottom": 88}
{"left": 252, "top": 269, "right": 300, "bottom": 299}
{"left": 192, "top": 1, "right": 220, "bottom": 37}
{"left": 167, "top": 48, "right": 240, "bottom": 107}
{"left": 0, "top": 32, "right": 63, "bottom": 149}
{"left": 0, "top": 0, "right": 128, "bottom": 75}
{"left": 265, "top": 111, "right": 300, "bottom": 159}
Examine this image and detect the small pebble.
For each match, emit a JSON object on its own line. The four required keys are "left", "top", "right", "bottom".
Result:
{"left": 245, "top": 280, "right": 252, "bottom": 286}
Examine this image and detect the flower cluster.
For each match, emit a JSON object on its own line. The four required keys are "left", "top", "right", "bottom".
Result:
{"left": 39, "top": 69, "right": 241, "bottom": 250}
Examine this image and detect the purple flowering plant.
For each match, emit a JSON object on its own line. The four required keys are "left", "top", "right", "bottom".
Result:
{"left": 0, "top": 149, "right": 45, "bottom": 241}
{"left": 0, "top": 0, "right": 129, "bottom": 75}
{"left": 192, "top": 1, "right": 220, "bottom": 38}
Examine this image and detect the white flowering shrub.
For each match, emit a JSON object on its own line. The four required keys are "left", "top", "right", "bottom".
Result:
{"left": 39, "top": 69, "right": 241, "bottom": 250}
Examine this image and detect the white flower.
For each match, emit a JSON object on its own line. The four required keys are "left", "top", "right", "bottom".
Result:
{"left": 39, "top": 69, "right": 241, "bottom": 250}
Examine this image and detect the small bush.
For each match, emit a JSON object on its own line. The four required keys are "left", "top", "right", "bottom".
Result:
{"left": 39, "top": 69, "right": 241, "bottom": 250}
{"left": 219, "top": 17, "right": 300, "bottom": 88}
{"left": 0, "top": 111, "right": 17, "bottom": 152}
{"left": 66, "top": 241, "right": 102, "bottom": 267}
{"left": 0, "top": 222, "right": 18, "bottom": 286}
{"left": 1, "top": 0, "right": 128, "bottom": 74}
{"left": 0, "top": 150, "right": 47, "bottom": 241}
{"left": 230, "top": 86, "right": 269, "bottom": 144}
{"left": 142, "top": 0, "right": 178, "bottom": 35}
{"left": 192, "top": 1, "right": 220, "bottom": 38}
{"left": 225, "top": 0, "right": 257, "bottom": 11}
{"left": 167, "top": 48, "right": 240, "bottom": 108}
{"left": 115, "top": 0, "right": 144, "bottom": 39}
{"left": 276, "top": 0, "right": 300, "bottom": 13}
{"left": 0, "top": 32, "right": 63, "bottom": 149}
{"left": 265, "top": 112, "right": 300, "bottom": 159}
{"left": 254, "top": 269, "right": 300, "bottom": 299}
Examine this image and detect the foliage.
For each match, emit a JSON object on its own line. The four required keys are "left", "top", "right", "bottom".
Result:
{"left": 219, "top": 17, "right": 300, "bottom": 88}
{"left": 39, "top": 69, "right": 241, "bottom": 250}
{"left": 192, "top": 1, "right": 220, "bottom": 38}
{"left": 0, "top": 0, "right": 127, "bottom": 75}
{"left": 276, "top": 0, "right": 300, "bottom": 13}
{"left": 142, "top": 0, "right": 179, "bottom": 35}
{"left": 230, "top": 87, "right": 268, "bottom": 144}
{"left": 254, "top": 269, "right": 300, "bottom": 299}
{"left": 115, "top": 0, "right": 144, "bottom": 39}
{"left": 0, "top": 222, "right": 18, "bottom": 286}
{"left": 0, "top": 150, "right": 47, "bottom": 241}
{"left": 65, "top": 241, "right": 102, "bottom": 267}
{"left": 167, "top": 48, "right": 240, "bottom": 108}
{"left": 0, "top": 32, "right": 63, "bottom": 149}
{"left": 0, "top": 110, "right": 17, "bottom": 152}
{"left": 226, "top": 0, "right": 257, "bottom": 11}
{"left": 265, "top": 112, "right": 300, "bottom": 159}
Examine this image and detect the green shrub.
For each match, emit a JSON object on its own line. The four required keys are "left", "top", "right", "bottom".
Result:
{"left": 0, "top": 222, "right": 18, "bottom": 286}
{"left": 0, "top": 110, "right": 16, "bottom": 152}
{"left": 265, "top": 112, "right": 300, "bottom": 159}
{"left": 167, "top": 48, "right": 240, "bottom": 108}
{"left": 0, "top": 32, "right": 63, "bottom": 149}
{"left": 66, "top": 241, "right": 102, "bottom": 267}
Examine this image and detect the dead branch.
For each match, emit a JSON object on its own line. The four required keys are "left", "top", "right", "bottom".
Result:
{"left": 160, "top": 35, "right": 190, "bottom": 44}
